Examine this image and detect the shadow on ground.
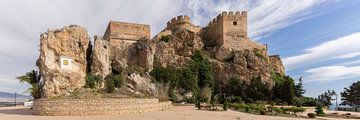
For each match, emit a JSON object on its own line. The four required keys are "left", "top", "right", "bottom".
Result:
{"left": 0, "top": 107, "right": 33, "bottom": 115}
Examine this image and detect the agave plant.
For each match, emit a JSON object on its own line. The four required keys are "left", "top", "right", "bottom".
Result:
{"left": 16, "top": 70, "right": 42, "bottom": 99}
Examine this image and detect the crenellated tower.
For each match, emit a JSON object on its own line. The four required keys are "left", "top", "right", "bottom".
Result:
{"left": 202, "top": 11, "right": 248, "bottom": 48}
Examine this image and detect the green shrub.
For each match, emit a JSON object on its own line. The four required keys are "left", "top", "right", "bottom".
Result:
{"left": 244, "top": 98, "right": 254, "bottom": 103}
{"left": 106, "top": 74, "right": 124, "bottom": 93}
{"left": 248, "top": 103, "right": 266, "bottom": 112}
{"left": 230, "top": 103, "right": 249, "bottom": 111}
{"left": 308, "top": 113, "right": 316, "bottom": 118}
{"left": 160, "top": 35, "right": 170, "bottom": 42}
{"left": 293, "top": 107, "right": 306, "bottom": 114}
{"left": 260, "top": 110, "right": 266, "bottom": 115}
{"left": 293, "top": 96, "right": 317, "bottom": 107}
{"left": 223, "top": 100, "right": 229, "bottom": 111}
{"left": 272, "top": 107, "right": 283, "bottom": 113}
{"left": 282, "top": 107, "right": 294, "bottom": 114}
{"left": 315, "top": 105, "right": 325, "bottom": 116}
{"left": 85, "top": 74, "right": 102, "bottom": 89}
{"left": 169, "top": 90, "right": 178, "bottom": 102}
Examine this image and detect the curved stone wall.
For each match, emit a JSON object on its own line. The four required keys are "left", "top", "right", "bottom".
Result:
{"left": 32, "top": 98, "right": 172, "bottom": 116}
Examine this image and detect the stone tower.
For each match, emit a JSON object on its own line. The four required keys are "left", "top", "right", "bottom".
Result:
{"left": 202, "top": 11, "right": 248, "bottom": 48}
{"left": 103, "top": 21, "right": 151, "bottom": 44}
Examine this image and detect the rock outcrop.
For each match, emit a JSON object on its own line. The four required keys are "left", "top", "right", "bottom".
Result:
{"left": 269, "top": 55, "right": 285, "bottom": 76}
{"left": 90, "top": 35, "right": 111, "bottom": 80}
{"left": 37, "top": 11, "right": 286, "bottom": 99}
{"left": 37, "top": 25, "right": 90, "bottom": 98}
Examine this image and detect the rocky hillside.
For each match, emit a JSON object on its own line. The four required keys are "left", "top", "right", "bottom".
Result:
{"left": 37, "top": 14, "right": 285, "bottom": 99}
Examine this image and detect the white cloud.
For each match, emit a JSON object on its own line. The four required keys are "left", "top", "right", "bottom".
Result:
{"left": 0, "top": 0, "right": 335, "bottom": 92}
{"left": 248, "top": 0, "right": 331, "bottom": 39}
{"left": 284, "top": 32, "right": 360, "bottom": 70}
{"left": 337, "top": 52, "right": 360, "bottom": 59}
{"left": 303, "top": 66, "right": 360, "bottom": 82}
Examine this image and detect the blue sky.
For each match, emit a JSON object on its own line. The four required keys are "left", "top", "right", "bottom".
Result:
{"left": 0, "top": 0, "right": 359, "bottom": 98}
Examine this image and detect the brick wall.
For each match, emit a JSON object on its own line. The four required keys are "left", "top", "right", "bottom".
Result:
{"left": 32, "top": 98, "right": 172, "bottom": 116}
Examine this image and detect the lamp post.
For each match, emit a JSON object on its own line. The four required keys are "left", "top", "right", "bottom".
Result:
{"left": 14, "top": 92, "right": 17, "bottom": 106}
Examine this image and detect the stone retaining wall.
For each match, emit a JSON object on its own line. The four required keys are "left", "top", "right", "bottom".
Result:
{"left": 32, "top": 98, "right": 172, "bottom": 116}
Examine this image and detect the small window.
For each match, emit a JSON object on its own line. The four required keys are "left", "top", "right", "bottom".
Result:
{"left": 233, "top": 22, "right": 237, "bottom": 25}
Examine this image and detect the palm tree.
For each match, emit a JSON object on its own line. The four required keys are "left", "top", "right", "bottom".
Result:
{"left": 16, "top": 70, "right": 42, "bottom": 99}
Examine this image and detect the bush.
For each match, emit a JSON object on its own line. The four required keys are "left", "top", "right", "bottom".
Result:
{"left": 85, "top": 74, "right": 102, "bottom": 89}
{"left": 315, "top": 105, "right": 325, "bottom": 116}
{"left": 223, "top": 100, "right": 229, "bottom": 111}
{"left": 244, "top": 98, "right": 254, "bottom": 103}
{"left": 169, "top": 90, "right": 178, "bottom": 102}
{"left": 160, "top": 35, "right": 170, "bottom": 42}
{"left": 308, "top": 113, "right": 316, "bottom": 118}
{"left": 260, "top": 110, "right": 266, "bottom": 115}
{"left": 230, "top": 103, "right": 249, "bottom": 111}
{"left": 293, "top": 97, "right": 317, "bottom": 107}
{"left": 282, "top": 107, "right": 294, "bottom": 114}
{"left": 272, "top": 107, "right": 283, "bottom": 113}
{"left": 293, "top": 107, "right": 306, "bottom": 114}
{"left": 106, "top": 74, "right": 123, "bottom": 93}
{"left": 248, "top": 103, "right": 266, "bottom": 112}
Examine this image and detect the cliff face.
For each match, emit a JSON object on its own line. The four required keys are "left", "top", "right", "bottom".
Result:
{"left": 37, "top": 12, "right": 286, "bottom": 99}
{"left": 269, "top": 55, "right": 286, "bottom": 76}
{"left": 37, "top": 25, "right": 90, "bottom": 98}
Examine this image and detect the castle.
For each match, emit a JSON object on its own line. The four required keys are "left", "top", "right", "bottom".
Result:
{"left": 37, "top": 11, "right": 284, "bottom": 100}
{"left": 103, "top": 11, "right": 265, "bottom": 51}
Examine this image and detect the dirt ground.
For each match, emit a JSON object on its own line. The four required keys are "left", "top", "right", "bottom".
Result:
{"left": 0, "top": 105, "right": 357, "bottom": 120}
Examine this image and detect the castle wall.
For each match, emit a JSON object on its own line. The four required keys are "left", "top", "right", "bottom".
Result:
{"left": 202, "top": 14, "right": 223, "bottom": 46}
{"left": 103, "top": 21, "right": 150, "bottom": 41}
{"left": 165, "top": 15, "right": 201, "bottom": 33}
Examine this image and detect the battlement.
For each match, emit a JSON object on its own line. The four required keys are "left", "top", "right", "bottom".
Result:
{"left": 166, "top": 15, "right": 191, "bottom": 28}
{"left": 207, "top": 11, "right": 247, "bottom": 27}
{"left": 202, "top": 11, "right": 248, "bottom": 47}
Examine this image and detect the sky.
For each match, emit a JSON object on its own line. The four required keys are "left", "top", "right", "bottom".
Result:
{"left": 0, "top": 0, "right": 359, "bottom": 98}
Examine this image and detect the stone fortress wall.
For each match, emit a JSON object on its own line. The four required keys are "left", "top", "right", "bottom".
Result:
{"left": 165, "top": 15, "right": 201, "bottom": 33}
{"left": 103, "top": 21, "right": 151, "bottom": 42}
{"left": 33, "top": 99, "right": 172, "bottom": 116}
{"left": 202, "top": 11, "right": 265, "bottom": 51}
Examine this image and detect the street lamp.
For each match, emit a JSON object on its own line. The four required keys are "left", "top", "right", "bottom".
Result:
{"left": 14, "top": 92, "right": 17, "bottom": 106}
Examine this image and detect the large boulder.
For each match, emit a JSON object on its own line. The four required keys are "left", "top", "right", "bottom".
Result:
{"left": 90, "top": 35, "right": 111, "bottom": 80}
{"left": 37, "top": 25, "right": 90, "bottom": 98}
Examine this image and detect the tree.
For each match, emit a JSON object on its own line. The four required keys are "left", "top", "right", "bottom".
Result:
{"left": 192, "top": 50, "right": 214, "bottom": 89}
{"left": 272, "top": 73, "right": 295, "bottom": 104}
{"left": 282, "top": 76, "right": 295, "bottom": 104}
{"left": 16, "top": 70, "right": 42, "bottom": 99}
{"left": 191, "top": 50, "right": 214, "bottom": 102}
{"left": 317, "top": 90, "right": 336, "bottom": 107}
{"left": 341, "top": 81, "right": 360, "bottom": 106}
{"left": 294, "top": 77, "right": 305, "bottom": 97}
{"left": 245, "top": 77, "right": 272, "bottom": 101}
{"left": 315, "top": 105, "right": 325, "bottom": 116}
{"left": 228, "top": 78, "right": 244, "bottom": 97}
